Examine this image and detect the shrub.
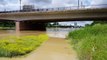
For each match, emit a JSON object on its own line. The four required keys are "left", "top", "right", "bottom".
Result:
{"left": 68, "top": 24, "right": 107, "bottom": 60}
{"left": 0, "top": 35, "right": 48, "bottom": 57}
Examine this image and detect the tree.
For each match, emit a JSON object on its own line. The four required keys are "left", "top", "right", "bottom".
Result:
{"left": 91, "top": 21, "right": 107, "bottom": 25}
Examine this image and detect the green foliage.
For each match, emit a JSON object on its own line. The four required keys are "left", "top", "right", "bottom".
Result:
{"left": 0, "top": 35, "right": 48, "bottom": 57}
{"left": 92, "top": 21, "right": 107, "bottom": 25}
{"left": 68, "top": 24, "right": 107, "bottom": 60}
{"left": 0, "top": 21, "right": 15, "bottom": 30}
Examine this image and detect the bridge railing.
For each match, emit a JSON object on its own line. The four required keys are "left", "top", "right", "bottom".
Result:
{"left": 0, "top": 4, "right": 107, "bottom": 13}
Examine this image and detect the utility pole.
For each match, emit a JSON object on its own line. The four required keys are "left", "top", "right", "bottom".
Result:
{"left": 20, "top": 0, "right": 22, "bottom": 11}
{"left": 2, "top": 1, "right": 6, "bottom": 12}
{"left": 78, "top": 0, "right": 80, "bottom": 9}
{"left": 81, "top": 1, "right": 83, "bottom": 8}
{"left": 81, "top": 1, "right": 85, "bottom": 8}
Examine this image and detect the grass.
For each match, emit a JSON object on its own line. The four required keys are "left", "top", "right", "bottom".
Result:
{"left": 0, "top": 34, "right": 48, "bottom": 57}
{"left": 68, "top": 24, "right": 107, "bottom": 60}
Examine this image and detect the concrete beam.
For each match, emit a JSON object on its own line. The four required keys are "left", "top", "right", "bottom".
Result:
{"left": 0, "top": 8, "right": 107, "bottom": 21}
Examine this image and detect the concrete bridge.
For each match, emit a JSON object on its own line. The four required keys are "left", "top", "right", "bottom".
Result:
{"left": 0, "top": 8, "right": 107, "bottom": 21}
{"left": 0, "top": 8, "right": 107, "bottom": 34}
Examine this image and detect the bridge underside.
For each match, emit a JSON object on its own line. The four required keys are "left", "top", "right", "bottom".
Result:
{"left": 1, "top": 18, "right": 107, "bottom": 31}
{"left": 0, "top": 20, "right": 47, "bottom": 31}
{"left": 20, "top": 21, "right": 46, "bottom": 31}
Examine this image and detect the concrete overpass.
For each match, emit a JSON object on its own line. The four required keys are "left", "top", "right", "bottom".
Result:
{"left": 0, "top": 8, "right": 107, "bottom": 34}
{"left": 0, "top": 8, "right": 107, "bottom": 21}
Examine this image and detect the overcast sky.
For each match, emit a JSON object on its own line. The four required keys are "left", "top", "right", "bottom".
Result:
{"left": 0, "top": 0, "right": 106, "bottom": 26}
{"left": 0, "top": 0, "right": 107, "bottom": 11}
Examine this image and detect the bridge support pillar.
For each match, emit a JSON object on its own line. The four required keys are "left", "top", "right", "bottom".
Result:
{"left": 15, "top": 21, "right": 20, "bottom": 37}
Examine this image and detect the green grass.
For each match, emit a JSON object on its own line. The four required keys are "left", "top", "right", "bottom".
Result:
{"left": 0, "top": 34, "right": 48, "bottom": 57}
{"left": 68, "top": 24, "right": 107, "bottom": 60}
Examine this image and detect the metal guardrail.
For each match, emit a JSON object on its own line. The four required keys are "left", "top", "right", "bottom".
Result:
{"left": 0, "top": 4, "right": 107, "bottom": 13}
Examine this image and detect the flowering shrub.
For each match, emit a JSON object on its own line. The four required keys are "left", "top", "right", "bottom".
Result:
{"left": 0, "top": 34, "right": 48, "bottom": 57}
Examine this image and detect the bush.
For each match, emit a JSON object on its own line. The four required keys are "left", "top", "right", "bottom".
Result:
{"left": 68, "top": 24, "right": 107, "bottom": 60}
{"left": 0, "top": 34, "right": 48, "bottom": 57}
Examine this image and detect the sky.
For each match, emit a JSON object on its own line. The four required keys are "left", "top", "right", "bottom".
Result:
{"left": 0, "top": 0, "right": 106, "bottom": 26}
{"left": 0, "top": 0, "right": 107, "bottom": 11}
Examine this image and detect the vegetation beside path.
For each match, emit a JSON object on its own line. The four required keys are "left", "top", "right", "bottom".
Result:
{"left": 68, "top": 24, "right": 107, "bottom": 60}
{"left": 0, "top": 34, "right": 48, "bottom": 57}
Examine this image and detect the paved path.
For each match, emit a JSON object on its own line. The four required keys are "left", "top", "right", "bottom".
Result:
{"left": 23, "top": 38, "right": 78, "bottom": 60}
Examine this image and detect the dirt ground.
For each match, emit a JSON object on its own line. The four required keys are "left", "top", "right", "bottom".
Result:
{"left": 23, "top": 38, "right": 78, "bottom": 60}
{"left": 0, "top": 38, "right": 78, "bottom": 60}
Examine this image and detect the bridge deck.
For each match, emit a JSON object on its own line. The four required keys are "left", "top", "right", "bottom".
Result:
{"left": 0, "top": 8, "right": 107, "bottom": 21}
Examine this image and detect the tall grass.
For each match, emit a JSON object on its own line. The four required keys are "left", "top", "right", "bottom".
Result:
{"left": 68, "top": 24, "right": 107, "bottom": 60}
{"left": 0, "top": 34, "right": 48, "bottom": 57}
